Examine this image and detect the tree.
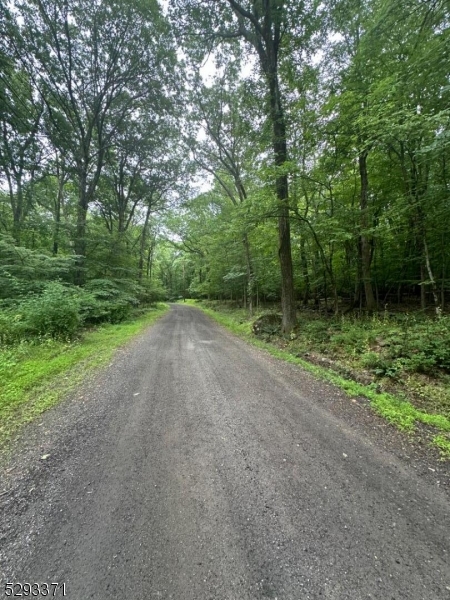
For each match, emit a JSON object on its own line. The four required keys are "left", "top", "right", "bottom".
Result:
{"left": 0, "top": 60, "right": 42, "bottom": 243}
{"left": 171, "top": 0, "right": 317, "bottom": 331}
{"left": 7, "top": 0, "right": 177, "bottom": 283}
{"left": 188, "top": 73, "right": 259, "bottom": 312}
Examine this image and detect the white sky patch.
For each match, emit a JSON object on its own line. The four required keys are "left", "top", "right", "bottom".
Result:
{"left": 159, "top": 0, "right": 169, "bottom": 15}
{"left": 200, "top": 55, "right": 220, "bottom": 87}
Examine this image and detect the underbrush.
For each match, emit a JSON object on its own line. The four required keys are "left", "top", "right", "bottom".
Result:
{"left": 0, "top": 280, "right": 167, "bottom": 345}
{"left": 189, "top": 300, "right": 450, "bottom": 457}
{"left": 295, "top": 311, "right": 450, "bottom": 376}
{"left": 288, "top": 311, "right": 450, "bottom": 417}
{"left": 0, "top": 303, "right": 168, "bottom": 447}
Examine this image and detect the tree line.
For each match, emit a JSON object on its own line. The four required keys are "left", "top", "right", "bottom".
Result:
{"left": 1, "top": 0, "right": 449, "bottom": 337}
{"left": 0, "top": 0, "right": 185, "bottom": 338}
{"left": 166, "top": 0, "right": 449, "bottom": 331}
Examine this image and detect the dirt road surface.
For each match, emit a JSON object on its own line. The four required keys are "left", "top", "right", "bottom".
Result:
{"left": 1, "top": 304, "right": 449, "bottom": 599}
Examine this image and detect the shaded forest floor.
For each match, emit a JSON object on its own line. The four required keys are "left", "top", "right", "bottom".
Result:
{"left": 188, "top": 300, "right": 450, "bottom": 458}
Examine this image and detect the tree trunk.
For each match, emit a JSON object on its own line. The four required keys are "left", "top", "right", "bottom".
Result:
{"left": 138, "top": 205, "right": 151, "bottom": 281}
{"left": 420, "top": 263, "right": 426, "bottom": 309}
{"left": 268, "top": 67, "right": 296, "bottom": 332}
{"left": 12, "top": 183, "right": 24, "bottom": 245}
{"left": 219, "top": 0, "right": 296, "bottom": 330}
{"left": 74, "top": 178, "right": 88, "bottom": 286}
{"left": 53, "top": 175, "right": 64, "bottom": 255}
{"left": 146, "top": 239, "right": 155, "bottom": 280}
{"left": 359, "top": 150, "right": 376, "bottom": 311}
{"left": 243, "top": 232, "right": 253, "bottom": 316}
{"left": 423, "top": 237, "right": 440, "bottom": 315}
{"left": 300, "top": 237, "right": 310, "bottom": 306}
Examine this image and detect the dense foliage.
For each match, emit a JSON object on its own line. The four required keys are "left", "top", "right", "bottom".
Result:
{"left": 0, "top": 0, "right": 179, "bottom": 340}
{"left": 1, "top": 0, "right": 449, "bottom": 342}
{"left": 166, "top": 0, "right": 450, "bottom": 323}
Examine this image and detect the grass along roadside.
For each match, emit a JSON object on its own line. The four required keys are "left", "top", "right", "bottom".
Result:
{"left": 186, "top": 300, "right": 450, "bottom": 458}
{"left": 0, "top": 304, "right": 169, "bottom": 448}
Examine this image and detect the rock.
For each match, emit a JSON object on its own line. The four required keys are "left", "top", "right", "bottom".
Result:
{"left": 252, "top": 313, "right": 282, "bottom": 336}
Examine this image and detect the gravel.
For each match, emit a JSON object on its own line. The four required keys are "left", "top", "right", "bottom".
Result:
{"left": 1, "top": 304, "right": 449, "bottom": 599}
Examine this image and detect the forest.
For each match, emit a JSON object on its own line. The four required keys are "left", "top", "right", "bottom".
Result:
{"left": 0, "top": 0, "right": 449, "bottom": 419}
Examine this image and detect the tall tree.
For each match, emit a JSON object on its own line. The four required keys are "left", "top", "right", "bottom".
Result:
{"left": 7, "top": 0, "right": 177, "bottom": 283}
{"left": 188, "top": 74, "right": 258, "bottom": 313}
{"left": 171, "top": 0, "right": 318, "bottom": 331}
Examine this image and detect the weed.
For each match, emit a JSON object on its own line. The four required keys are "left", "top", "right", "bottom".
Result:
{"left": 433, "top": 434, "right": 450, "bottom": 458}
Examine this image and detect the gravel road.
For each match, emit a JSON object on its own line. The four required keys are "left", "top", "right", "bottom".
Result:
{"left": 1, "top": 304, "right": 449, "bottom": 600}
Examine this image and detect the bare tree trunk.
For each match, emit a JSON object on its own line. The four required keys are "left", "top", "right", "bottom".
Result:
{"left": 12, "top": 186, "right": 23, "bottom": 245}
{"left": 420, "top": 263, "right": 426, "bottom": 309}
{"left": 146, "top": 242, "right": 154, "bottom": 280}
{"left": 138, "top": 204, "right": 152, "bottom": 280}
{"left": 215, "top": 0, "right": 296, "bottom": 331}
{"left": 300, "top": 237, "right": 310, "bottom": 306}
{"left": 423, "top": 237, "right": 440, "bottom": 315}
{"left": 53, "top": 171, "right": 64, "bottom": 255}
{"left": 74, "top": 179, "right": 88, "bottom": 286}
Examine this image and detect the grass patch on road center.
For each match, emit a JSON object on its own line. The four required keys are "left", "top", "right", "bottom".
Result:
{"left": 0, "top": 304, "right": 168, "bottom": 447}
{"left": 187, "top": 300, "right": 450, "bottom": 458}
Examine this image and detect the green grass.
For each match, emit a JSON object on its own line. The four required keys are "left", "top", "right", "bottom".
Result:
{"left": 187, "top": 300, "right": 450, "bottom": 458}
{"left": 433, "top": 434, "right": 450, "bottom": 456}
{"left": 0, "top": 304, "right": 168, "bottom": 446}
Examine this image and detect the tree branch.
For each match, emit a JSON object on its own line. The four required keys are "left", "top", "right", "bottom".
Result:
{"left": 225, "top": 0, "right": 263, "bottom": 36}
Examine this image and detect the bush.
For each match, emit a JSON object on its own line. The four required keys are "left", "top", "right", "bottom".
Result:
{"left": 380, "top": 316, "right": 450, "bottom": 375}
{"left": 0, "top": 235, "right": 76, "bottom": 302}
{"left": 10, "top": 282, "right": 82, "bottom": 341}
{"left": 291, "top": 311, "right": 450, "bottom": 377}
{"left": 132, "top": 281, "right": 167, "bottom": 305}
{"left": 0, "top": 310, "right": 18, "bottom": 345}
{"left": 80, "top": 279, "right": 139, "bottom": 324}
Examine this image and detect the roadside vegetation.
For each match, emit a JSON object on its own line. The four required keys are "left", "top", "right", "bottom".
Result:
{"left": 0, "top": 302, "right": 168, "bottom": 448}
{"left": 189, "top": 300, "right": 450, "bottom": 458}
{"left": 0, "top": 239, "right": 168, "bottom": 447}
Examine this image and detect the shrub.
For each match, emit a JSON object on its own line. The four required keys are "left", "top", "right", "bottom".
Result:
{"left": 380, "top": 316, "right": 450, "bottom": 374}
{"left": 81, "top": 279, "right": 139, "bottom": 324}
{"left": 0, "top": 310, "right": 18, "bottom": 345}
{"left": 13, "top": 282, "right": 82, "bottom": 341}
{"left": 291, "top": 311, "right": 450, "bottom": 378}
{"left": 131, "top": 281, "right": 167, "bottom": 305}
{"left": 0, "top": 235, "right": 76, "bottom": 301}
